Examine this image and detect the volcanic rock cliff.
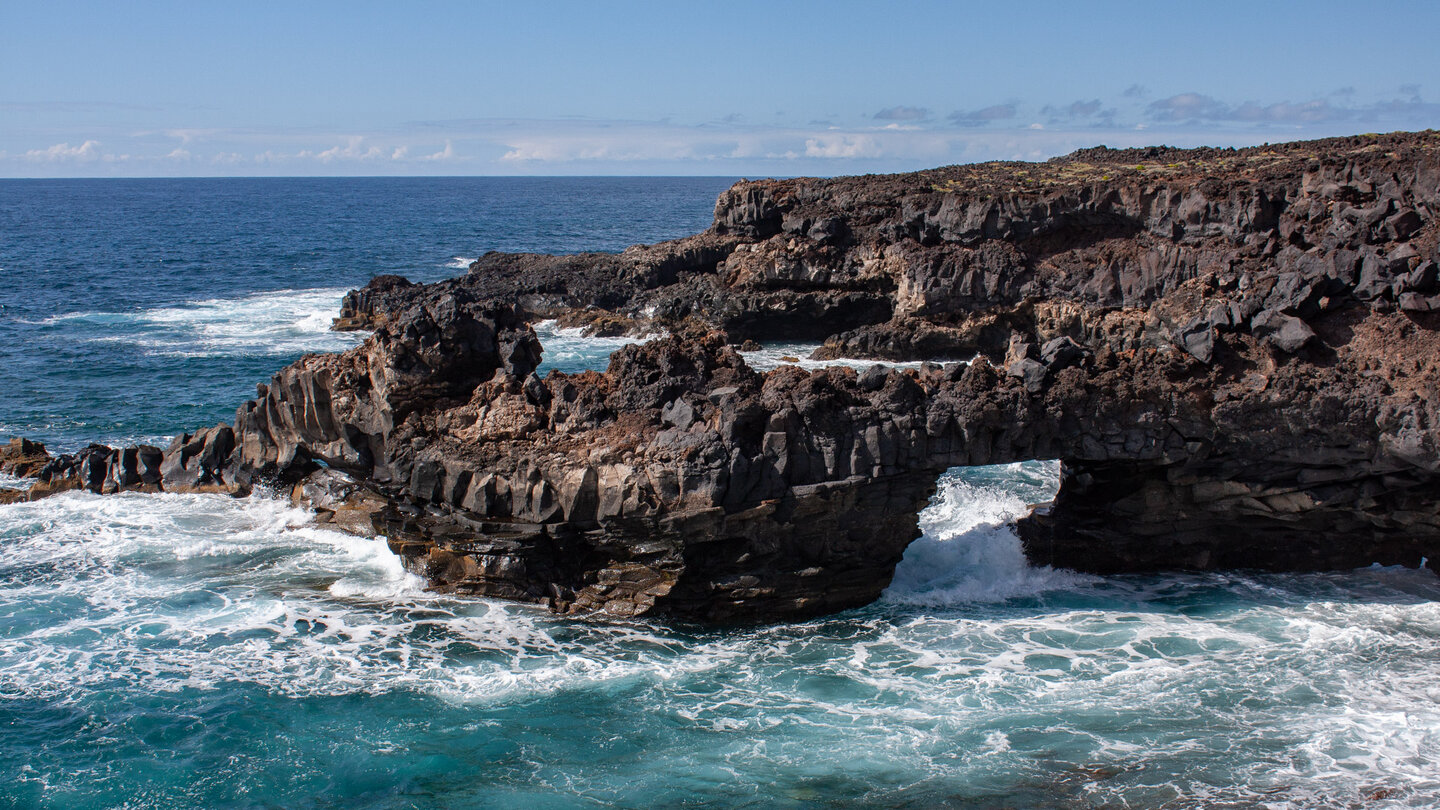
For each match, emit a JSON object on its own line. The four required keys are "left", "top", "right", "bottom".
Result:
{"left": 7, "top": 131, "right": 1439, "bottom": 621}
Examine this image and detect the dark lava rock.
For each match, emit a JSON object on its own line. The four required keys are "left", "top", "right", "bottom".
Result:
{"left": 1251, "top": 308, "right": 1317, "bottom": 353}
{"left": 16, "top": 130, "right": 1440, "bottom": 621}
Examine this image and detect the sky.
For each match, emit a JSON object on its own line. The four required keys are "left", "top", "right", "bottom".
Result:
{"left": 3, "top": 0, "right": 1438, "bottom": 177}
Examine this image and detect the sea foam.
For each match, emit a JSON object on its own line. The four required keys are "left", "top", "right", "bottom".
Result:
{"left": 45, "top": 287, "right": 364, "bottom": 358}
{"left": 738, "top": 341, "right": 944, "bottom": 372}
{"left": 885, "top": 461, "right": 1093, "bottom": 605}
{"left": 532, "top": 325, "right": 959, "bottom": 376}
{"left": 7, "top": 293, "right": 1440, "bottom": 807}
{"left": 4, "top": 466, "right": 1440, "bottom": 806}
{"left": 532, "top": 319, "right": 659, "bottom": 374}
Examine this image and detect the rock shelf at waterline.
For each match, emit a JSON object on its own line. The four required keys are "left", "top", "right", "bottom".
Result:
{"left": 5, "top": 131, "right": 1440, "bottom": 622}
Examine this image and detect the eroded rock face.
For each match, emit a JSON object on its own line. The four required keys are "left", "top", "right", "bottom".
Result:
{"left": 236, "top": 288, "right": 541, "bottom": 484}
{"left": 243, "top": 307, "right": 1437, "bottom": 619}
{"left": 8, "top": 132, "right": 1440, "bottom": 620}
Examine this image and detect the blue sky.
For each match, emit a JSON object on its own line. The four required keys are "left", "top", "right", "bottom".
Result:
{"left": 3, "top": 0, "right": 1438, "bottom": 177}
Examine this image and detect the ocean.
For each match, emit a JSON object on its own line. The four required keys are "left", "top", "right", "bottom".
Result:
{"left": 1, "top": 178, "right": 1438, "bottom": 809}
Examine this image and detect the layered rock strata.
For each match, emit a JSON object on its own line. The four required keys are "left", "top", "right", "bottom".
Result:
{"left": 7, "top": 132, "right": 1439, "bottom": 620}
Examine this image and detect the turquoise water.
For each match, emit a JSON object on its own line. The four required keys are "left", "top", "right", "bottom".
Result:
{"left": 2, "top": 180, "right": 1439, "bottom": 808}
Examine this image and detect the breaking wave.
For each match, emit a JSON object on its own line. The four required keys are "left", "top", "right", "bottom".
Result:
{"left": 4, "top": 480, "right": 1440, "bottom": 807}
{"left": 42, "top": 287, "right": 364, "bottom": 358}
{"left": 885, "top": 461, "right": 1093, "bottom": 605}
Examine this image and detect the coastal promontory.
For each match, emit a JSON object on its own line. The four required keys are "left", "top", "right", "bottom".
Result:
{"left": 6, "top": 131, "right": 1438, "bottom": 621}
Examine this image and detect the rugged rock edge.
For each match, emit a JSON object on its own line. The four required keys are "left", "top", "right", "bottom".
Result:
{"left": 6, "top": 131, "right": 1439, "bottom": 621}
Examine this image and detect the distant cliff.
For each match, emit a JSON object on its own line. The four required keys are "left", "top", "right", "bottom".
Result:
{"left": 9, "top": 131, "right": 1439, "bottom": 621}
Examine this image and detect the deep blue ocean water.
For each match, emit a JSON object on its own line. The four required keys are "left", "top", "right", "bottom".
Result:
{"left": 0, "top": 177, "right": 736, "bottom": 449}
{"left": 2, "top": 178, "right": 1439, "bottom": 809}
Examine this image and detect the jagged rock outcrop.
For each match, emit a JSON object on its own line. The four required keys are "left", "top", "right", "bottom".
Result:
{"left": 6, "top": 132, "right": 1439, "bottom": 621}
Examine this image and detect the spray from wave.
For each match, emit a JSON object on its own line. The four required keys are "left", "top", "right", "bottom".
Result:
{"left": 885, "top": 461, "right": 1094, "bottom": 604}
{"left": 0, "top": 472, "right": 30, "bottom": 491}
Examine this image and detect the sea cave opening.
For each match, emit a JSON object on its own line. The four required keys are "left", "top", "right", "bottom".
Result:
{"left": 885, "top": 460, "right": 1074, "bottom": 605}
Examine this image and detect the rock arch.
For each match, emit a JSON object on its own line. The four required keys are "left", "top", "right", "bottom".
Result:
{"left": 8, "top": 132, "right": 1439, "bottom": 621}
{"left": 225, "top": 294, "right": 1440, "bottom": 620}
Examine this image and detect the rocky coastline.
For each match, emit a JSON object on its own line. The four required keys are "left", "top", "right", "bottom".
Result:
{"left": 5, "top": 131, "right": 1438, "bottom": 621}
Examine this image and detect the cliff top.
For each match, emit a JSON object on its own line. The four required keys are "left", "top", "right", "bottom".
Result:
{"left": 740, "top": 130, "right": 1440, "bottom": 200}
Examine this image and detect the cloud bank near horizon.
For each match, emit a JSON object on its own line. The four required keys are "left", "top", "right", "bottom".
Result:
{"left": 4, "top": 86, "right": 1437, "bottom": 178}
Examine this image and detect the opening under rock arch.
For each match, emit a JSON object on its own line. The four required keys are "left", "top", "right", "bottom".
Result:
{"left": 885, "top": 460, "right": 1090, "bottom": 605}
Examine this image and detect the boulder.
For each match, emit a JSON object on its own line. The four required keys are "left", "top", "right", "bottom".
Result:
{"left": 1251, "top": 308, "right": 1316, "bottom": 353}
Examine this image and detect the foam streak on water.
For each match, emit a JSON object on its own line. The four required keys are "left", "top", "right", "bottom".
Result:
{"left": 531, "top": 326, "right": 955, "bottom": 377}
{"left": 532, "top": 319, "right": 659, "bottom": 375}
{"left": 44, "top": 287, "right": 365, "bottom": 358}
{"left": 738, "top": 341, "right": 947, "bottom": 372}
{"left": 3, "top": 475, "right": 1440, "bottom": 808}
{"left": 0, "top": 286, "right": 369, "bottom": 450}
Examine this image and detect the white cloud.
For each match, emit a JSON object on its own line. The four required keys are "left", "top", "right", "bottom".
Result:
{"left": 421, "top": 140, "right": 455, "bottom": 161}
{"left": 25, "top": 140, "right": 103, "bottom": 162}
{"left": 306, "top": 136, "right": 383, "bottom": 162}
{"left": 500, "top": 128, "right": 717, "bottom": 162}
{"left": 5, "top": 101, "right": 1421, "bottom": 178}
{"left": 497, "top": 121, "right": 956, "bottom": 166}
{"left": 804, "top": 134, "right": 880, "bottom": 159}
